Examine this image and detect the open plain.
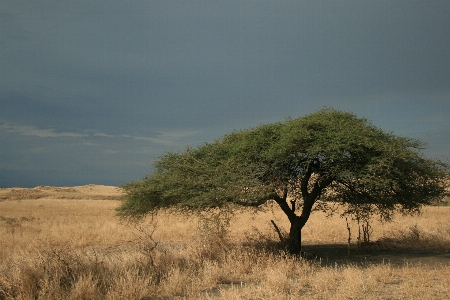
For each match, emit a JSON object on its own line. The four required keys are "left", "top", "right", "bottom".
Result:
{"left": 1, "top": 185, "right": 449, "bottom": 299}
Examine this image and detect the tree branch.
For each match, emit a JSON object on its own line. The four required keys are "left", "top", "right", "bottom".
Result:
{"left": 301, "top": 161, "right": 313, "bottom": 200}
{"left": 310, "top": 176, "right": 334, "bottom": 203}
{"left": 273, "top": 191, "right": 296, "bottom": 221}
{"left": 271, "top": 220, "right": 285, "bottom": 242}
{"left": 290, "top": 199, "right": 296, "bottom": 212}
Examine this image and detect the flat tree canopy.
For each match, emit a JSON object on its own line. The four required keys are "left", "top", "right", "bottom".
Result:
{"left": 117, "top": 108, "right": 449, "bottom": 253}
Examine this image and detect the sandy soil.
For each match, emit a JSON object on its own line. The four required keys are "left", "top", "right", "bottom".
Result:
{"left": 0, "top": 184, "right": 124, "bottom": 201}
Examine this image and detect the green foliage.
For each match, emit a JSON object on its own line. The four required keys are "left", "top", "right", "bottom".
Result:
{"left": 117, "top": 108, "right": 449, "bottom": 223}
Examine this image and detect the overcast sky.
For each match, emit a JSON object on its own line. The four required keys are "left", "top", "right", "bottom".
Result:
{"left": 1, "top": 1, "right": 449, "bottom": 188}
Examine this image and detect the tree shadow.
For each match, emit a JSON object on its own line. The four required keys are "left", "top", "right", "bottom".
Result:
{"left": 301, "top": 243, "right": 450, "bottom": 267}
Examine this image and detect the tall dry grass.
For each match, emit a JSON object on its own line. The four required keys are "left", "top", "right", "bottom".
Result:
{"left": 1, "top": 197, "right": 449, "bottom": 299}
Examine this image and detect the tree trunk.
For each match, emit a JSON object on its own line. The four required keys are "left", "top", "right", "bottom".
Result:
{"left": 287, "top": 216, "right": 305, "bottom": 255}
{"left": 272, "top": 161, "right": 334, "bottom": 255}
{"left": 273, "top": 192, "right": 309, "bottom": 255}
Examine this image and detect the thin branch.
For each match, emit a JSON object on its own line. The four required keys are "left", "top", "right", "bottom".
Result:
{"left": 270, "top": 220, "right": 285, "bottom": 242}
{"left": 301, "top": 162, "right": 313, "bottom": 200}
{"left": 290, "top": 199, "right": 296, "bottom": 213}
{"left": 310, "top": 176, "right": 334, "bottom": 203}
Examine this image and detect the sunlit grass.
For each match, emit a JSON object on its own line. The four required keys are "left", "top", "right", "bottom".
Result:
{"left": 1, "top": 192, "right": 449, "bottom": 299}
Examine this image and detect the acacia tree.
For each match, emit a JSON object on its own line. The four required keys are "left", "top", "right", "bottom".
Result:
{"left": 117, "top": 109, "right": 449, "bottom": 254}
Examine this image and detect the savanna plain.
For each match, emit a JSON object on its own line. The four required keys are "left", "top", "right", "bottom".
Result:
{"left": 1, "top": 185, "right": 449, "bottom": 299}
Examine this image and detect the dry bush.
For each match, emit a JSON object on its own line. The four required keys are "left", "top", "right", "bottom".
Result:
{"left": 1, "top": 198, "right": 450, "bottom": 299}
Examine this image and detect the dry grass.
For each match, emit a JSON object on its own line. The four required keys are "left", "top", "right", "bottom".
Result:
{"left": 1, "top": 187, "right": 449, "bottom": 299}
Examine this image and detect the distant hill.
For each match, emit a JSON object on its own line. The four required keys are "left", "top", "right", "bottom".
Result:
{"left": 0, "top": 184, "right": 123, "bottom": 201}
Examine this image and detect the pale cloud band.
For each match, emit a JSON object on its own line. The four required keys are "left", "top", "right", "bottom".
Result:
{"left": 0, "top": 121, "right": 88, "bottom": 138}
{"left": 1, "top": 120, "right": 199, "bottom": 146}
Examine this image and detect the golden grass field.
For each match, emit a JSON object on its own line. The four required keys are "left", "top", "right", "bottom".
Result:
{"left": 1, "top": 185, "right": 449, "bottom": 299}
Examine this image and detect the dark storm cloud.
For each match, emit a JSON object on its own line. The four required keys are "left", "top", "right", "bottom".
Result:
{"left": 1, "top": 1, "right": 449, "bottom": 187}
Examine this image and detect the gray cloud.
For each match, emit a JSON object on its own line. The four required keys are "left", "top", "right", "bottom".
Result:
{"left": 1, "top": 1, "right": 449, "bottom": 187}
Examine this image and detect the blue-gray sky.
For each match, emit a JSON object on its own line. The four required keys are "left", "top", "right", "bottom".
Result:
{"left": 1, "top": 1, "right": 449, "bottom": 187}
